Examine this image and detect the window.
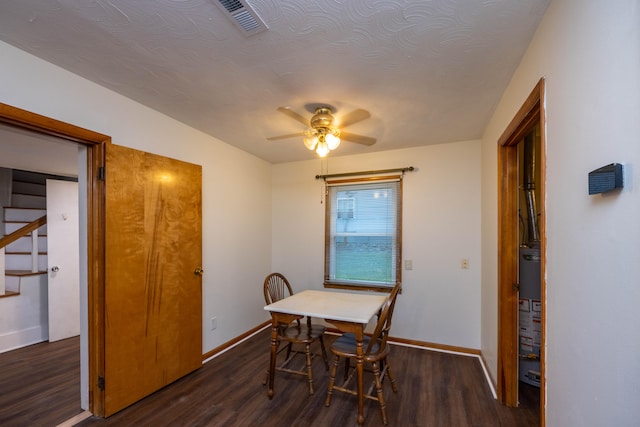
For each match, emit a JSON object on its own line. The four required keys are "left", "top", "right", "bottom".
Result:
{"left": 324, "top": 176, "right": 402, "bottom": 291}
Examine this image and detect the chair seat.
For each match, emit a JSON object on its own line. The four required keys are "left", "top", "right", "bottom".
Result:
{"left": 331, "top": 333, "right": 381, "bottom": 359}
{"left": 281, "top": 323, "right": 326, "bottom": 342}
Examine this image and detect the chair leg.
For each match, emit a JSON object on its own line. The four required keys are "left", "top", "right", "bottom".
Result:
{"left": 285, "top": 342, "right": 293, "bottom": 360}
{"left": 305, "top": 343, "right": 314, "bottom": 395}
{"left": 325, "top": 354, "right": 340, "bottom": 406}
{"left": 385, "top": 358, "right": 398, "bottom": 393}
{"left": 319, "top": 335, "right": 330, "bottom": 370}
{"left": 343, "top": 358, "right": 350, "bottom": 381}
{"left": 371, "top": 361, "right": 389, "bottom": 425}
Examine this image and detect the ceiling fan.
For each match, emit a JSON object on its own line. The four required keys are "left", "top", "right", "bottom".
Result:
{"left": 267, "top": 104, "right": 376, "bottom": 157}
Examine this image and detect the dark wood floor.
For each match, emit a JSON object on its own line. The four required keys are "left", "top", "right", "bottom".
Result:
{"left": 0, "top": 330, "right": 539, "bottom": 426}
{"left": 0, "top": 337, "right": 83, "bottom": 427}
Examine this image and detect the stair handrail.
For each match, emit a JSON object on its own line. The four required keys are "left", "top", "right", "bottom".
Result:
{"left": 0, "top": 215, "right": 47, "bottom": 250}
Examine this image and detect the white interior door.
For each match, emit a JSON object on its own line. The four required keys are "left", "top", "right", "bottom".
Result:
{"left": 46, "top": 179, "right": 80, "bottom": 342}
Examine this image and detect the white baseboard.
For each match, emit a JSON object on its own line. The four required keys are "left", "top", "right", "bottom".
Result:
{"left": 0, "top": 325, "right": 48, "bottom": 353}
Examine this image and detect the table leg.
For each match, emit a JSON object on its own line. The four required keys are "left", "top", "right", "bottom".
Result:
{"left": 356, "top": 326, "right": 365, "bottom": 426}
{"left": 268, "top": 321, "right": 278, "bottom": 399}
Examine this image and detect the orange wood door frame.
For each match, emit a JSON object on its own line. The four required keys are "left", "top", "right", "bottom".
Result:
{"left": 0, "top": 102, "right": 108, "bottom": 415}
{"left": 496, "top": 78, "right": 546, "bottom": 426}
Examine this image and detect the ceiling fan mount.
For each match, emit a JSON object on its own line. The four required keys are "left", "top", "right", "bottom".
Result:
{"left": 267, "top": 104, "right": 376, "bottom": 157}
{"left": 309, "top": 107, "right": 335, "bottom": 130}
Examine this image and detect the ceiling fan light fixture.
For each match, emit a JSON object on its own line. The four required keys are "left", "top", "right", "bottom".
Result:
{"left": 304, "top": 135, "right": 318, "bottom": 150}
{"left": 316, "top": 140, "right": 329, "bottom": 157}
{"left": 326, "top": 132, "right": 340, "bottom": 150}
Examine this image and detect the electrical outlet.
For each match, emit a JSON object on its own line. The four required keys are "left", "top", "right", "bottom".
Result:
{"left": 210, "top": 317, "right": 217, "bottom": 331}
{"left": 461, "top": 259, "right": 469, "bottom": 269}
{"left": 404, "top": 259, "right": 413, "bottom": 270}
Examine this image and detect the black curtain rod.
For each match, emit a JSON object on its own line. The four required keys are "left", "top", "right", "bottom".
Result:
{"left": 315, "top": 166, "right": 414, "bottom": 180}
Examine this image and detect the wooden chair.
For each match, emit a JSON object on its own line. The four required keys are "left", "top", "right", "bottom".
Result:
{"left": 325, "top": 284, "right": 401, "bottom": 425}
{"left": 263, "top": 272, "right": 329, "bottom": 395}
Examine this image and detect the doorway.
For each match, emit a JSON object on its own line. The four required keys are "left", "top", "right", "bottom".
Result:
{"left": 0, "top": 127, "right": 84, "bottom": 417}
{"left": 0, "top": 102, "right": 108, "bottom": 415}
{"left": 496, "top": 78, "right": 546, "bottom": 423}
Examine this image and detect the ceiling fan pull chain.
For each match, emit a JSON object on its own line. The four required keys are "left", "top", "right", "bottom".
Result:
{"left": 320, "top": 158, "right": 327, "bottom": 203}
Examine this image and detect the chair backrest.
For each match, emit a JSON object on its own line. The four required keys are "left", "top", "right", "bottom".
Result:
{"left": 263, "top": 272, "right": 294, "bottom": 305}
{"left": 264, "top": 273, "right": 307, "bottom": 328}
{"left": 386, "top": 283, "right": 401, "bottom": 325}
{"left": 365, "top": 283, "right": 401, "bottom": 356}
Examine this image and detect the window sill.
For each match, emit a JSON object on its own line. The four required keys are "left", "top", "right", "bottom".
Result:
{"left": 324, "top": 281, "right": 398, "bottom": 293}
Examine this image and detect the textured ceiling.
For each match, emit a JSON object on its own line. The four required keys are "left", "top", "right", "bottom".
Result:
{"left": 0, "top": 0, "right": 550, "bottom": 163}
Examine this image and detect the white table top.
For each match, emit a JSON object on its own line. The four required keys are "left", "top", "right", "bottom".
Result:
{"left": 264, "top": 289, "right": 388, "bottom": 324}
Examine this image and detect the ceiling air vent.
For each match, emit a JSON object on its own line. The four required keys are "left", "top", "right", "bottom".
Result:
{"left": 214, "top": 0, "right": 268, "bottom": 36}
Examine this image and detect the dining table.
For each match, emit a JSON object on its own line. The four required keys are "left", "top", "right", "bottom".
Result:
{"left": 264, "top": 289, "right": 388, "bottom": 426}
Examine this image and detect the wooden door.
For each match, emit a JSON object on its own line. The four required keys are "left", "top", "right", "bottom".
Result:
{"left": 46, "top": 179, "right": 80, "bottom": 342}
{"left": 103, "top": 144, "right": 202, "bottom": 416}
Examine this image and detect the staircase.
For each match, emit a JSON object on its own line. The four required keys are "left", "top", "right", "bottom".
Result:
{"left": 1, "top": 170, "right": 49, "bottom": 297}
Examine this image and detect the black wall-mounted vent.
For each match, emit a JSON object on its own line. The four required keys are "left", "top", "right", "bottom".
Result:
{"left": 214, "top": 0, "right": 268, "bottom": 36}
{"left": 588, "top": 163, "right": 623, "bottom": 195}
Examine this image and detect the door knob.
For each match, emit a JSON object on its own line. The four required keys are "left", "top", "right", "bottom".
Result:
{"left": 51, "top": 266, "right": 60, "bottom": 272}
{"left": 194, "top": 267, "right": 204, "bottom": 276}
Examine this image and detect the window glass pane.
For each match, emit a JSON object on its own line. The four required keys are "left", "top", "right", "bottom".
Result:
{"left": 334, "top": 235, "right": 393, "bottom": 282}
{"left": 325, "top": 179, "right": 401, "bottom": 289}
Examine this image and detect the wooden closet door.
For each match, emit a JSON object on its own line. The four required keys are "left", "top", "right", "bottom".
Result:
{"left": 103, "top": 144, "right": 202, "bottom": 416}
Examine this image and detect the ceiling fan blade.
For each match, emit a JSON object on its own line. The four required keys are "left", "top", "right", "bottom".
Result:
{"left": 339, "top": 109, "right": 371, "bottom": 128}
{"left": 340, "top": 132, "right": 377, "bottom": 146}
{"left": 266, "top": 132, "right": 305, "bottom": 141}
{"left": 277, "top": 107, "right": 309, "bottom": 127}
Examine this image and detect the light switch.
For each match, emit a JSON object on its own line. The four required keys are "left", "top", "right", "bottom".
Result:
{"left": 405, "top": 260, "right": 413, "bottom": 270}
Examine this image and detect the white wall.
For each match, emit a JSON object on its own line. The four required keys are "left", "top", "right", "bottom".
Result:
{"left": 0, "top": 40, "right": 273, "bottom": 355}
{"left": 0, "top": 274, "right": 48, "bottom": 351}
{"left": 0, "top": 126, "right": 79, "bottom": 176}
{"left": 273, "top": 141, "right": 482, "bottom": 349}
{"left": 481, "top": 0, "right": 640, "bottom": 425}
